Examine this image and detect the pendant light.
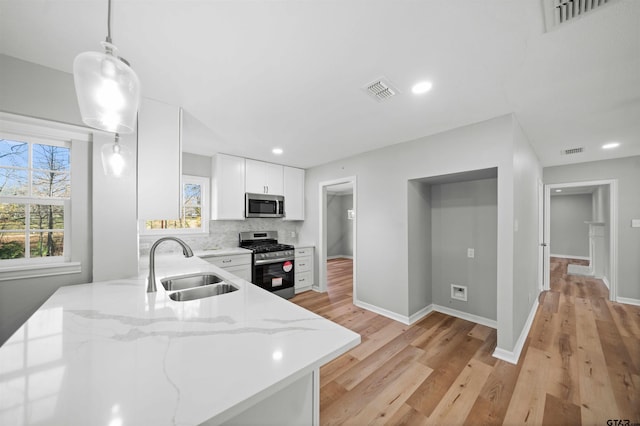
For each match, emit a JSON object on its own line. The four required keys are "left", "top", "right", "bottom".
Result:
{"left": 73, "top": 0, "right": 140, "bottom": 134}
{"left": 101, "top": 133, "right": 132, "bottom": 177}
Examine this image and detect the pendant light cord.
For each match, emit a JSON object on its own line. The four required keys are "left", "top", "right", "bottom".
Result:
{"left": 106, "top": 0, "right": 112, "bottom": 44}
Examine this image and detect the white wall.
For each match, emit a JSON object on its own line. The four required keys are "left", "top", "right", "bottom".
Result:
{"left": 300, "top": 114, "right": 518, "bottom": 352}
{"left": 550, "top": 194, "right": 592, "bottom": 257}
{"left": 511, "top": 119, "right": 543, "bottom": 346}
{"left": 92, "top": 132, "right": 139, "bottom": 281}
{"left": 544, "top": 156, "right": 640, "bottom": 301}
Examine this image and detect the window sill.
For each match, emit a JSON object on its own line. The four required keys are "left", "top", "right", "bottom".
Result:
{"left": 140, "top": 229, "right": 209, "bottom": 237}
{"left": 0, "top": 261, "right": 82, "bottom": 282}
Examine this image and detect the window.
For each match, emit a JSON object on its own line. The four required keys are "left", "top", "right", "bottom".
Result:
{"left": 0, "top": 137, "right": 71, "bottom": 261}
{"left": 142, "top": 175, "right": 209, "bottom": 234}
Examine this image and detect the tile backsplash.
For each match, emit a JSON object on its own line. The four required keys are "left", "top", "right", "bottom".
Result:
{"left": 139, "top": 219, "right": 302, "bottom": 256}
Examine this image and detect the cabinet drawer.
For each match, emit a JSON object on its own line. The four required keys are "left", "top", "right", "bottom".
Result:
{"left": 224, "top": 264, "right": 252, "bottom": 282}
{"left": 295, "top": 257, "right": 311, "bottom": 273}
{"left": 203, "top": 254, "right": 251, "bottom": 268}
{"left": 296, "top": 271, "right": 312, "bottom": 287}
{"left": 295, "top": 247, "right": 313, "bottom": 257}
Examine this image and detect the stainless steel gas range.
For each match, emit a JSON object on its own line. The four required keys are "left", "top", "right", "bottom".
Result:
{"left": 239, "top": 231, "right": 295, "bottom": 299}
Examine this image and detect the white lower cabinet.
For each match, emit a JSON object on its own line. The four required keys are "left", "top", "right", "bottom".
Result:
{"left": 201, "top": 253, "right": 252, "bottom": 282}
{"left": 294, "top": 246, "right": 314, "bottom": 293}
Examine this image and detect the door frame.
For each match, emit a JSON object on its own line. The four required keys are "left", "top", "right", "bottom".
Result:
{"left": 318, "top": 176, "right": 357, "bottom": 302}
{"left": 543, "top": 179, "right": 618, "bottom": 302}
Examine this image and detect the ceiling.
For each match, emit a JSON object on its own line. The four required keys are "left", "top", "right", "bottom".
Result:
{"left": 1, "top": 0, "right": 639, "bottom": 169}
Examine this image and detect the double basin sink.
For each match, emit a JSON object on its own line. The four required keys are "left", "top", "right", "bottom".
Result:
{"left": 161, "top": 273, "right": 238, "bottom": 301}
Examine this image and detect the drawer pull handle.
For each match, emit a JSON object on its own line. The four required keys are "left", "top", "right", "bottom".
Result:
{"left": 223, "top": 260, "right": 232, "bottom": 263}
{"left": 300, "top": 278, "right": 305, "bottom": 282}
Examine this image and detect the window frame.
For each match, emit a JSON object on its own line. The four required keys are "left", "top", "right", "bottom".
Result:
{"left": 0, "top": 113, "right": 89, "bottom": 281}
{"left": 140, "top": 174, "right": 210, "bottom": 235}
{"left": 1, "top": 134, "right": 72, "bottom": 263}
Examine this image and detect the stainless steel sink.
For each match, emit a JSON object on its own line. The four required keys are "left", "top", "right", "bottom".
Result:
{"left": 161, "top": 273, "right": 225, "bottom": 291}
{"left": 169, "top": 283, "right": 239, "bottom": 302}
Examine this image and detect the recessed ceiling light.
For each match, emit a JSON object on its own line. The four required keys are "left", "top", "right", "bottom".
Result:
{"left": 411, "top": 81, "right": 433, "bottom": 95}
{"left": 272, "top": 148, "right": 283, "bottom": 155}
{"left": 555, "top": 189, "right": 562, "bottom": 193}
{"left": 602, "top": 142, "right": 620, "bottom": 150}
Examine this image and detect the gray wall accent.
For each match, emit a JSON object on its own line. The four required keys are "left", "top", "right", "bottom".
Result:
{"left": 431, "top": 178, "right": 498, "bottom": 321}
{"left": 407, "top": 181, "right": 432, "bottom": 314}
{"left": 183, "top": 152, "right": 211, "bottom": 177}
{"left": 300, "top": 114, "right": 524, "bottom": 352}
{"left": 0, "top": 55, "right": 141, "bottom": 344}
{"left": 327, "top": 194, "right": 353, "bottom": 257}
{"left": 0, "top": 57, "right": 96, "bottom": 345}
{"left": 550, "top": 194, "right": 592, "bottom": 257}
{"left": 0, "top": 55, "right": 83, "bottom": 126}
{"left": 544, "top": 156, "right": 640, "bottom": 300}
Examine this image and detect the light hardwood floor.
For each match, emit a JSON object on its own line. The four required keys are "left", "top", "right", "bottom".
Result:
{"left": 290, "top": 257, "right": 640, "bottom": 425}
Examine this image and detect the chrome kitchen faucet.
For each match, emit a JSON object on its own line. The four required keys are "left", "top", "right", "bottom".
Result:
{"left": 147, "top": 237, "right": 194, "bottom": 292}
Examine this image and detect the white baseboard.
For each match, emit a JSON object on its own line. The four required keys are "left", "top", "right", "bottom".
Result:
{"left": 408, "top": 304, "right": 434, "bottom": 324}
{"left": 431, "top": 305, "right": 497, "bottom": 329}
{"left": 294, "top": 285, "right": 312, "bottom": 294}
{"left": 354, "top": 300, "right": 412, "bottom": 325}
{"left": 602, "top": 276, "right": 610, "bottom": 290}
{"left": 616, "top": 296, "right": 640, "bottom": 307}
{"left": 550, "top": 254, "right": 590, "bottom": 261}
{"left": 327, "top": 255, "right": 354, "bottom": 260}
{"left": 492, "top": 296, "right": 539, "bottom": 365}
{"left": 353, "top": 300, "right": 497, "bottom": 329}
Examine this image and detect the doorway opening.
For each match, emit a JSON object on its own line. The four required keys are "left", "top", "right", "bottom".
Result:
{"left": 318, "top": 177, "right": 356, "bottom": 302}
{"left": 543, "top": 180, "right": 618, "bottom": 302}
{"left": 407, "top": 167, "right": 498, "bottom": 327}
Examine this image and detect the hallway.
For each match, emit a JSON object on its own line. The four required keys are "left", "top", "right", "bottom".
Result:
{"left": 290, "top": 257, "right": 640, "bottom": 424}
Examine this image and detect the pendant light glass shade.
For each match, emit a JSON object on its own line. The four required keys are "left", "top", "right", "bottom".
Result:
{"left": 101, "top": 133, "right": 132, "bottom": 177}
{"left": 73, "top": 42, "right": 140, "bottom": 134}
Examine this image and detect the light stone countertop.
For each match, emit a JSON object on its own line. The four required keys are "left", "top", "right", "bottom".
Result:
{"left": 194, "top": 246, "right": 253, "bottom": 257}
{"left": 0, "top": 254, "right": 360, "bottom": 425}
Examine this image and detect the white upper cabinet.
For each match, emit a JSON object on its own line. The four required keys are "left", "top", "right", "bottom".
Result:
{"left": 245, "top": 159, "right": 283, "bottom": 195}
{"left": 212, "top": 154, "right": 245, "bottom": 220}
{"left": 283, "top": 166, "right": 305, "bottom": 221}
{"left": 137, "top": 98, "right": 182, "bottom": 220}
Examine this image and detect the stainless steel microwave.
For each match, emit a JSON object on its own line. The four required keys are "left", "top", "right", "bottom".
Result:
{"left": 245, "top": 193, "right": 285, "bottom": 218}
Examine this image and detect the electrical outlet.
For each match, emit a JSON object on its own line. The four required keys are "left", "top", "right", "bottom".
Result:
{"left": 467, "top": 248, "right": 474, "bottom": 258}
{"left": 451, "top": 284, "right": 468, "bottom": 302}
{"left": 632, "top": 219, "right": 640, "bottom": 228}
{"left": 290, "top": 231, "right": 296, "bottom": 238}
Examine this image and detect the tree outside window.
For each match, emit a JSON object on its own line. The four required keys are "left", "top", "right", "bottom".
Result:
{"left": 143, "top": 175, "right": 209, "bottom": 234}
{"left": 0, "top": 138, "right": 70, "bottom": 260}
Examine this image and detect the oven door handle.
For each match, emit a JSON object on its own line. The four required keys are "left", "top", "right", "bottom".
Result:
{"left": 254, "top": 257, "right": 294, "bottom": 266}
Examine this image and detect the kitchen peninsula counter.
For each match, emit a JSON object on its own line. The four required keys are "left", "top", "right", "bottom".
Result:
{"left": 0, "top": 255, "right": 360, "bottom": 425}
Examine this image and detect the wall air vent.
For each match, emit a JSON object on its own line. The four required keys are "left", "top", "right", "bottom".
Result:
{"left": 543, "top": 0, "right": 620, "bottom": 31}
{"left": 363, "top": 78, "right": 398, "bottom": 102}
{"left": 561, "top": 147, "right": 585, "bottom": 155}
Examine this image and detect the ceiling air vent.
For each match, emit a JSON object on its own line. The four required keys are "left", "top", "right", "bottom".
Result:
{"left": 543, "top": 0, "right": 620, "bottom": 31}
{"left": 363, "top": 78, "right": 398, "bottom": 102}
{"left": 561, "top": 147, "right": 585, "bottom": 155}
